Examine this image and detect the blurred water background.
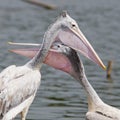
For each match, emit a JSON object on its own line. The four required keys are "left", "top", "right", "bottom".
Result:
{"left": 0, "top": 0, "right": 120, "bottom": 119}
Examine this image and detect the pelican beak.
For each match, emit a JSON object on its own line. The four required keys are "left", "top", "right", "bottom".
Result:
{"left": 9, "top": 48, "right": 38, "bottom": 58}
{"left": 9, "top": 32, "right": 106, "bottom": 71}
{"left": 8, "top": 42, "right": 40, "bottom": 58}
{"left": 9, "top": 46, "right": 76, "bottom": 75}
{"left": 58, "top": 27, "right": 106, "bottom": 70}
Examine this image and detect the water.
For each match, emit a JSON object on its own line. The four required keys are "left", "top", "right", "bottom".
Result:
{"left": 0, "top": 0, "right": 120, "bottom": 119}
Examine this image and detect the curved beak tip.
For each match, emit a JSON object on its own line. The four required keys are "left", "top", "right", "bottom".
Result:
{"left": 103, "top": 65, "right": 107, "bottom": 71}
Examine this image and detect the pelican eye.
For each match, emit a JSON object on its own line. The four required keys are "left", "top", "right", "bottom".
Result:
{"left": 57, "top": 45, "right": 60, "bottom": 48}
{"left": 72, "top": 24, "right": 76, "bottom": 27}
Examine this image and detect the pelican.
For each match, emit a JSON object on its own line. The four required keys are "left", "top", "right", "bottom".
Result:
{"left": 0, "top": 12, "right": 59, "bottom": 119}
{"left": 11, "top": 42, "right": 120, "bottom": 120}
{"left": 8, "top": 11, "right": 106, "bottom": 70}
{"left": 0, "top": 37, "right": 47, "bottom": 119}
{"left": 0, "top": 11, "right": 98, "bottom": 119}
{"left": 2, "top": 11, "right": 106, "bottom": 119}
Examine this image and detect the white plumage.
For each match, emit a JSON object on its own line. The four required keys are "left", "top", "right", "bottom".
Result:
{"left": 47, "top": 43, "right": 120, "bottom": 120}
{"left": 1, "top": 11, "right": 90, "bottom": 120}
{"left": 0, "top": 65, "right": 40, "bottom": 120}
{"left": 0, "top": 11, "right": 107, "bottom": 120}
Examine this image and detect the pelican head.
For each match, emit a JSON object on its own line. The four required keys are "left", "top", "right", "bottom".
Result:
{"left": 43, "top": 11, "right": 106, "bottom": 70}
{"left": 9, "top": 11, "right": 106, "bottom": 70}
{"left": 9, "top": 42, "right": 120, "bottom": 120}
{"left": 9, "top": 42, "right": 83, "bottom": 78}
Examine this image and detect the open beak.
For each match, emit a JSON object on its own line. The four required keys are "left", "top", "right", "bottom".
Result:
{"left": 9, "top": 42, "right": 41, "bottom": 58}
{"left": 9, "top": 33, "right": 106, "bottom": 70}
{"left": 9, "top": 43, "right": 75, "bottom": 74}
{"left": 57, "top": 27, "right": 106, "bottom": 70}
{"left": 9, "top": 42, "right": 57, "bottom": 58}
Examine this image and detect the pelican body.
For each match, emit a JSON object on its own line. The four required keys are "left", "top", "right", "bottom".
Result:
{"left": 11, "top": 42, "right": 120, "bottom": 120}
{"left": 61, "top": 45, "right": 120, "bottom": 120}
{"left": 6, "top": 11, "right": 107, "bottom": 120}
{"left": 56, "top": 43, "right": 120, "bottom": 120}
{"left": 0, "top": 11, "right": 92, "bottom": 120}
{"left": 36, "top": 43, "right": 120, "bottom": 119}
{"left": 0, "top": 14, "right": 54, "bottom": 119}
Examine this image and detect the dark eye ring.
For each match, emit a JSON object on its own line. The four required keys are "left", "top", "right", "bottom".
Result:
{"left": 57, "top": 45, "right": 60, "bottom": 48}
{"left": 72, "top": 24, "right": 75, "bottom": 27}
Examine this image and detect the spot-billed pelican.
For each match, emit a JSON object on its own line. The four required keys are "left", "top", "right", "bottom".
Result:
{"left": 0, "top": 11, "right": 99, "bottom": 120}
{"left": 6, "top": 10, "right": 106, "bottom": 119}
{"left": 0, "top": 13, "right": 58, "bottom": 120}
{"left": 9, "top": 11, "right": 106, "bottom": 70}
{"left": 11, "top": 42, "right": 120, "bottom": 120}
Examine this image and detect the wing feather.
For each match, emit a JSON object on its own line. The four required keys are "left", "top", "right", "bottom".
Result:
{"left": 0, "top": 65, "right": 41, "bottom": 117}
{"left": 2, "top": 94, "right": 35, "bottom": 120}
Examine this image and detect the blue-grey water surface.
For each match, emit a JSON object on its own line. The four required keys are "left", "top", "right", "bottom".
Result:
{"left": 0, "top": 0, "right": 120, "bottom": 119}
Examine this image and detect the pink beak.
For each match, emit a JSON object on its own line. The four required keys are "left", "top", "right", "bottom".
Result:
{"left": 9, "top": 32, "right": 106, "bottom": 71}
{"left": 10, "top": 47, "right": 75, "bottom": 74}
{"left": 9, "top": 12, "right": 106, "bottom": 70}
{"left": 57, "top": 28, "right": 106, "bottom": 70}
